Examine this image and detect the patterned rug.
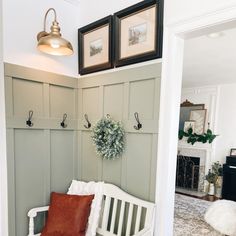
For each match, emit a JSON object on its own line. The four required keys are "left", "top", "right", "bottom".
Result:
{"left": 174, "top": 194, "right": 223, "bottom": 236}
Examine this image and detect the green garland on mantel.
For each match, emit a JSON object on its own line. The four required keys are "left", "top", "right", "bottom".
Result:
{"left": 179, "top": 128, "right": 217, "bottom": 145}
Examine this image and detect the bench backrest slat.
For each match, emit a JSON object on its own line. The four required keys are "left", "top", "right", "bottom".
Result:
{"left": 117, "top": 200, "right": 125, "bottom": 236}
{"left": 110, "top": 198, "right": 118, "bottom": 232}
{"left": 96, "top": 184, "right": 155, "bottom": 236}
{"left": 135, "top": 205, "right": 142, "bottom": 233}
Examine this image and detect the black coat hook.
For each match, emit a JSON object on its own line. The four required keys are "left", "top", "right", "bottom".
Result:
{"left": 26, "top": 110, "right": 34, "bottom": 127}
{"left": 60, "top": 113, "right": 67, "bottom": 128}
{"left": 84, "top": 114, "right": 91, "bottom": 129}
{"left": 134, "top": 112, "right": 142, "bottom": 130}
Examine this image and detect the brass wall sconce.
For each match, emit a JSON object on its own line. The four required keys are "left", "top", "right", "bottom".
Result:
{"left": 37, "top": 8, "right": 73, "bottom": 56}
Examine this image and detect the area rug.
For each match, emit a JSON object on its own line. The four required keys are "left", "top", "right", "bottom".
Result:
{"left": 174, "top": 194, "right": 223, "bottom": 236}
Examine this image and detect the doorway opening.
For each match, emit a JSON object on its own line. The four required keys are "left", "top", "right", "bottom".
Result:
{"left": 155, "top": 5, "right": 236, "bottom": 235}
{"left": 173, "top": 23, "right": 236, "bottom": 236}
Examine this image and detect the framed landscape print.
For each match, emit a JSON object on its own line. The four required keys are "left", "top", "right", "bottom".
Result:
{"left": 78, "top": 16, "right": 113, "bottom": 75}
{"left": 114, "top": 0, "right": 163, "bottom": 67}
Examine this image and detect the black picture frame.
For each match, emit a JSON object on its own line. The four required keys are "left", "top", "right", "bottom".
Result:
{"left": 78, "top": 15, "right": 114, "bottom": 75}
{"left": 114, "top": 0, "right": 163, "bottom": 67}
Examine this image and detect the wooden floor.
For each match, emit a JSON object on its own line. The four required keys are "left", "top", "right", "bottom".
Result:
{"left": 175, "top": 189, "right": 220, "bottom": 202}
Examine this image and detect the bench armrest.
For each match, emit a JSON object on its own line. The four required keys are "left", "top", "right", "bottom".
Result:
{"left": 28, "top": 206, "right": 49, "bottom": 236}
{"left": 133, "top": 228, "right": 152, "bottom": 236}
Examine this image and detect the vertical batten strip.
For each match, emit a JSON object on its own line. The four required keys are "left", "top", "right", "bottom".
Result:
{"left": 73, "top": 131, "right": 78, "bottom": 179}
{"left": 101, "top": 196, "right": 111, "bottom": 230}
{"left": 77, "top": 88, "right": 83, "bottom": 129}
{"left": 77, "top": 88, "right": 83, "bottom": 180}
{"left": 117, "top": 200, "right": 125, "bottom": 236}
{"left": 110, "top": 198, "right": 118, "bottom": 233}
{"left": 6, "top": 129, "right": 16, "bottom": 236}
{"left": 98, "top": 85, "right": 104, "bottom": 180}
{"left": 121, "top": 82, "right": 129, "bottom": 190}
{"left": 43, "top": 130, "right": 51, "bottom": 203}
{"left": 43, "top": 83, "right": 50, "bottom": 118}
{"left": 5, "top": 76, "right": 13, "bottom": 117}
{"left": 125, "top": 203, "right": 134, "bottom": 236}
{"left": 149, "top": 134, "right": 158, "bottom": 200}
{"left": 134, "top": 205, "right": 142, "bottom": 233}
{"left": 43, "top": 83, "right": 51, "bottom": 202}
{"left": 74, "top": 88, "right": 78, "bottom": 120}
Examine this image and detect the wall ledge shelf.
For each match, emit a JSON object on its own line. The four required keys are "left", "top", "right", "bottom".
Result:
{"left": 78, "top": 58, "right": 162, "bottom": 80}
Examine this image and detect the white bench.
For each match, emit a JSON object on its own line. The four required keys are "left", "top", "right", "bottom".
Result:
{"left": 28, "top": 183, "right": 155, "bottom": 236}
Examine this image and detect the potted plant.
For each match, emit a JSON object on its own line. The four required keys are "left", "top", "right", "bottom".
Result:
{"left": 212, "top": 161, "right": 223, "bottom": 198}
{"left": 205, "top": 169, "right": 218, "bottom": 195}
{"left": 205, "top": 162, "right": 223, "bottom": 197}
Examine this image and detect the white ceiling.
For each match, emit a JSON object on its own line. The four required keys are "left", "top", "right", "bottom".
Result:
{"left": 182, "top": 27, "right": 236, "bottom": 88}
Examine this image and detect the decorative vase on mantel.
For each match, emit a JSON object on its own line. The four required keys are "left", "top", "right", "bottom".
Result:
{"left": 208, "top": 183, "right": 215, "bottom": 195}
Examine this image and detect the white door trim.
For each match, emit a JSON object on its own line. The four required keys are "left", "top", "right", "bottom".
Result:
{"left": 155, "top": 5, "right": 236, "bottom": 236}
{"left": 0, "top": 0, "right": 8, "bottom": 234}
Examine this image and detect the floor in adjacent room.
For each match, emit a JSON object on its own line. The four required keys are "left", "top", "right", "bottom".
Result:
{"left": 174, "top": 194, "right": 223, "bottom": 236}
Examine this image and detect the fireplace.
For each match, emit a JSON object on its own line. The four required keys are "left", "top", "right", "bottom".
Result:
{"left": 176, "top": 155, "right": 200, "bottom": 190}
{"left": 176, "top": 148, "right": 207, "bottom": 193}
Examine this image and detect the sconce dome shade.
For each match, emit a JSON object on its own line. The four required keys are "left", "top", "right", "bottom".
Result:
{"left": 37, "top": 8, "right": 73, "bottom": 56}
{"left": 37, "top": 34, "right": 73, "bottom": 56}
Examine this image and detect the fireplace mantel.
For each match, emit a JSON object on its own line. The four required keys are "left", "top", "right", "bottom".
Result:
{"left": 178, "top": 140, "right": 213, "bottom": 150}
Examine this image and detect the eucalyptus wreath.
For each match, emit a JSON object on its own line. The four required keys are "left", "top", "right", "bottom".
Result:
{"left": 91, "top": 115, "right": 125, "bottom": 159}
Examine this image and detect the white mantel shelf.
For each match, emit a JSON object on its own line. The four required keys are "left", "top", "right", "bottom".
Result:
{"left": 178, "top": 139, "right": 213, "bottom": 150}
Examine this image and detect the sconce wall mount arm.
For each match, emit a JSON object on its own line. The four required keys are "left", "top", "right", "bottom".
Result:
{"left": 37, "top": 8, "right": 73, "bottom": 56}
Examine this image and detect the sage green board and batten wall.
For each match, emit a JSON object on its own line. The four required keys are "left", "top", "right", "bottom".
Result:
{"left": 5, "top": 63, "right": 78, "bottom": 236}
{"left": 5, "top": 61, "right": 161, "bottom": 236}
{"left": 77, "top": 62, "right": 161, "bottom": 202}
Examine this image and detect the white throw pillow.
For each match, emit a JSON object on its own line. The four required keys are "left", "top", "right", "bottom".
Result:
{"left": 67, "top": 180, "right": 104, "bottom": 236}
{"left": 205, "top": 199, "right": 236, "bottom": 236}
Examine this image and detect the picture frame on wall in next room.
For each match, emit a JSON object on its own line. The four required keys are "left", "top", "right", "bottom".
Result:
{"left": 230, "top": 149, "right": 236, "bottom": 156}
{"left": 114, "top": 0, "right": 163, "bottom": 67}
{"left": 78, "top": 15, "right": 113, "bottom": 75}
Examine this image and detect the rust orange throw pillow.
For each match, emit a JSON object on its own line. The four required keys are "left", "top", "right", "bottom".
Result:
{"left": 41, "top": 192, "right": 94, "bottom": 236}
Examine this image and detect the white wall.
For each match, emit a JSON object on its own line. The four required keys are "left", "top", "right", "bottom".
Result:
{"left": 181, "top": 86, "right": 218, "bottom": 133}
{"left": 76, "top": 0, "right": 142, "bottom": 27}
{"left": 76, "top": 0, "right": 236, "bottom": 27}
{"left": 181, "top": 84, "right": 236, "bottom": 165}
{"left": 2, "top": 0, "right": 80, "bottom": 77}
{"left": 215, "top": 84, "right": 236, "bottom": 163}
{"left": 4, "top": 0, "right": 236, "bottom": 78}
{"left": 2, "top": 0, "right": 142, "bottom": 78}
{"left": 165, "top": 0, "right": 236, "bottom": 25}
{"left": 0, "top": 0, "right": 8, "bottom": 234}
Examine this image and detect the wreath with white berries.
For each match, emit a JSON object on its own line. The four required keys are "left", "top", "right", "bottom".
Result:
{"left": 91, "top": 115, "right": 125, "bottom": 160}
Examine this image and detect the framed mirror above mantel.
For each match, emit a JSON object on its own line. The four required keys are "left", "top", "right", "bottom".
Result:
{"left": 179, "top": 99, "right": 206, "bottom": 132}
